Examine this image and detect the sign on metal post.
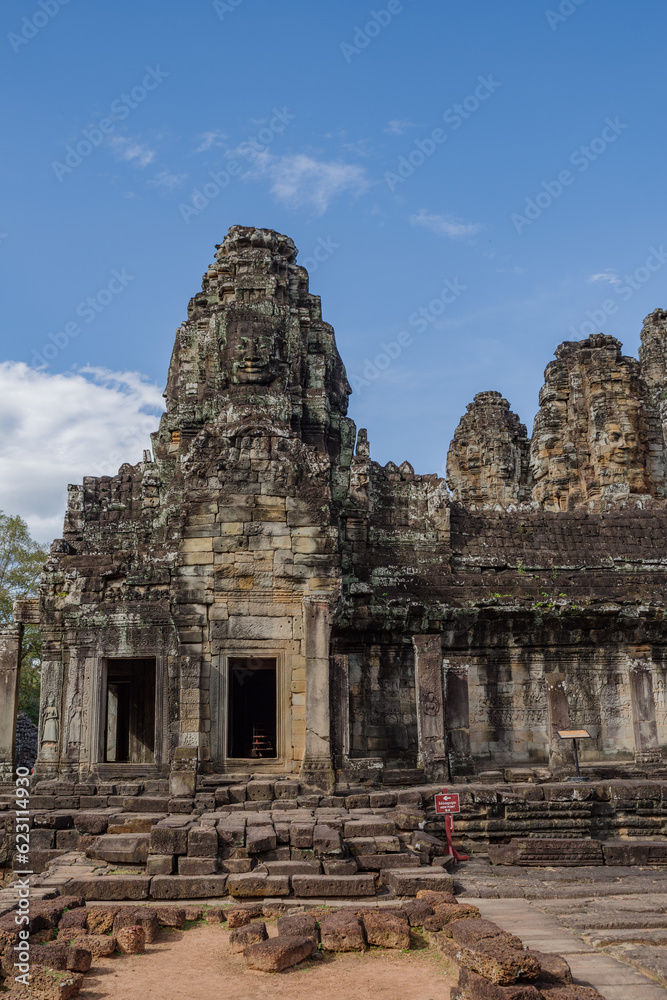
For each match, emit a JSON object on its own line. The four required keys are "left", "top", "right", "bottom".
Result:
{"left": 435, "top": 791, "right": 460, "bottom": 815}
{"left": 557, "top": 727, "right": 591, "bottom": 781}
{"left": 434, "top": 788, "right": 468, "bottom": 863}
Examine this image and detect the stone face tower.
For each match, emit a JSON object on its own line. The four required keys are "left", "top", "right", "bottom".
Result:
{"left": 446, "top": 391, "right": 532, "bottom": 506}
{"left": 530, "top": 334, "right": 650, "bottom": 511}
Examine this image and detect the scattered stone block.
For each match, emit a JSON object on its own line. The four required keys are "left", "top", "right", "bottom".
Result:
{"left": 116, "top": 924, "right": 146, "bottom": 954}
{"left": 156, "top": 906, "right": 186, "bottom": 927}
{"left": 319, "top": 912, "right": 366, "bottom": 951}
{"left": 359, "top": 909, "right": 411, "bottom": 949}
{"left": 527, "top": 950, "right": 573, "bottom": 985}
{"left": 276, "top": 912, "right": 319, "bottom": 942}
{"left": 322, "top": 859, "right": 358, "bottom": 875}
{"left": 59, "top": 909, "right": 88, "bottom": 931}
{"left": 113, "top": 906, "right": 159, "bottom": 943}
{"left": 229, "top": 920, "right": 268, "bottom": 952}
{"left": 184, "top": 906, "right": 204, "bottom": 922}
{"left": 425, "top": 904, "right": 481, "bottom": 932}
{"left": 453, "top": 967, "right": 542, "bottom": 999}
{"left": 244, "top": 935, "right": 316, "bottom": 972}
{"left": 226, "top": 905, "right": 262, "bottom": 928}
{"left": 86, "top": 934, "right": 118, "bottom": 958}
{"left": 86, "top": 907, "right": 121, "bottom": 934}
{"left": 205, "top": 907, "right": 226, "bottom": 923}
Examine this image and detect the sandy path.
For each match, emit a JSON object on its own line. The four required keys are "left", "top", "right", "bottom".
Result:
{"left": 78, "top": 924, "right": 456, "bottom": 1000}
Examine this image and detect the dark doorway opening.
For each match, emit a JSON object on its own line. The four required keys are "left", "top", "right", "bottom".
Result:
{"left": 104, "top": 658, "right": 156, "bottom": 763}
{"left": 228, "top": 657, "right": 277, "bottom": 759}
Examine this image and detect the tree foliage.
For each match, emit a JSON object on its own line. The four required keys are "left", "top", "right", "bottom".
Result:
{"left": 0, "top": 512, "right": 48, "bottom": 723}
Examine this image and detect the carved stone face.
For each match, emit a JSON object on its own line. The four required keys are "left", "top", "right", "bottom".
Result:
{"left": 222, "top": 317, "right": 286, "bottom": 385}
{"left": 593, "top": 423, "right": 639, "bottom": 471}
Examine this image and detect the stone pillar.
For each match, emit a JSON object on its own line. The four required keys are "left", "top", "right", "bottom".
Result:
{"left": 630, "top": 666, "right": 661, "bottom": 765}
{"left": 412, "top": 634, "right": 447, "bottom": 782}
{"left": 330, "top": 654, "right": 349, "bottom": 770}
{"left": 545, "top": 672, "right": 574, "bottom": 773}
{"left": 0, "top": 624, "right": 23, "bottom": 782}
{"left": 445, "top": 666, "right": 474, "bottom": 776}
{"left": 300, "top": 598, "right": 334, "bottom": 790}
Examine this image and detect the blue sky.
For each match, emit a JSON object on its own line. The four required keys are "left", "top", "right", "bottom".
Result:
{"left": 1, "top": 0, "right": 666, "bottom": 541}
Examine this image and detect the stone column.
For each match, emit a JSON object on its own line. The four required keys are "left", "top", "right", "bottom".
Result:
{"left": 630, "top": 666, "right": 661, "bottom": 765}
{"left": 330, "top": 654, "right": 349, "bottom": 769}
{"left": 445, "top": 665, "right": 474, "bottom": 776}
{"left": 300, "top": 598, "right": 334, "bottom": 790}
{"left": 412, "top": 634, "right": 447, "bottom": 782}
{"left": 545, "top": 672, "right": 574, "bottom": 773}
{"left": 0, "top": 624, "right": 23, "bottom": 782}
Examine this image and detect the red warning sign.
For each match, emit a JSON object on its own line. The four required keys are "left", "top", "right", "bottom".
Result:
{"left": 434, "top": 791, "right": 460, "bottom": 815}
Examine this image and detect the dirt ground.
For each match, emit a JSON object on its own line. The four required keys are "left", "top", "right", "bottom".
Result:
{"left": 78, "top": 923, "right": 456, "bottom": 1000}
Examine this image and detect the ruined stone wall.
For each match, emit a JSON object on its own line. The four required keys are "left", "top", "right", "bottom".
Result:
{"left": 30, "top": 228, "right": 667, "bottom": 785}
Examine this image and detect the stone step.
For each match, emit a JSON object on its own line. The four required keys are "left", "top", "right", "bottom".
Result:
{"left": 488, "top": 838, "right": 604, "bottom": 867}
{"left": 87, "top": 833, "right": 149, "bottom": 864}
{"left": 379, "top": 867, "right": 455, "bottom": 896}
{"left": 602, "top": 840, "right": 667, "bottom": 866}
{"left": 291, "top": 873, "right": 377, "bottom": 898}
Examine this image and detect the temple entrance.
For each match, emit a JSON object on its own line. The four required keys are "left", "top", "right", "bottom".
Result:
{"left": 228, "top": 657, "right": 277, "bottom": 759}
{"left": 104, "top": 658, "right": 156, "bottom": 763}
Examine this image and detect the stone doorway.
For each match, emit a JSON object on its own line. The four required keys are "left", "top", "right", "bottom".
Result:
{"left": 228, "top": 657, "right": 277, "bottom": 759}
{"left": 104, "top": 658, "right": 156, "bottom": 763}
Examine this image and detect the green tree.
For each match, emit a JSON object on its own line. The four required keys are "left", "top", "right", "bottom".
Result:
{"left": 0, "top": 512, "right": 48, "bottom": 724}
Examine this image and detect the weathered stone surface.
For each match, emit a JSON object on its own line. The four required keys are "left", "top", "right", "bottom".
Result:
{"left": 85, "top": 933, "right": 118, "bottom": 958}
{"left": 86, "top": 906, "right": 121, "bottom": 934}
{"left": 243, "top": 934, "right": 315, "bottom": 972}
{"left": 228, "top": 920, "right": 268, "bottom": 952}
{"left": 155, "top": 906, "right": 186, "bottom": 927}
{"left": 319, "top": 912, "right": 366, "bottom": 951}
{"left": 380, "top": 869, "right": 454, "bottom": 896}
{"left": 149, "top": 874, "right": 228, "bottom": 899}
{"left": 276, "top": 912, "right": 319, "bottom": 941}
{"left": 424, "top": 903, "right": 481, "bottom": 931}
{"left": 359, "top": 908, "right": 410, "bottom": 949}
{"left": 113, "top": 906, "right": 159, "bottom": 943}
{"left": 453, "top": 967, "right": 543, "bottom": 999}
{"left": 447, "top": 391, "right": 532, "bottom": 506}
{"left": 87, "top": 833, "right": 149, "bottom": 864}
{"left": 226, "top": 905, "right": 262, "bottom": 928}
{"left": 226, "top": 874, "right": 289, "bottom": 898}
{"left": 291, "top": 873, "right": 376, "bottom": 897}
{"left": 116, "top": 924, "right": 146, "bottom": 954}
{"left": 65, "top": 876, "right": 150, "bottom": 901}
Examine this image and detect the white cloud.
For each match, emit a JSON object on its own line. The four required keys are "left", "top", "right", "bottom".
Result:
{"left": 148, "top": 170, "right": 187, "bottom": 192}
{"left": 587, "top": 270, "right": 621, "bottom": 286}
{"left": 0, "top": 363, "right": 164, "bottom": 544}
{"left": 196, "top": 130, "right": 227, "bottom": 153}
{"left": 107, "top": 135, "right": 156, "bottom": 168}
{"left": 410, "top": 209, "right": 482, "bottom": 240}
{"left": 236, "top": 148, "right": 369, "bottom": 215}
{"left": 384, "top": 119, "right": 418, "bottom": 135}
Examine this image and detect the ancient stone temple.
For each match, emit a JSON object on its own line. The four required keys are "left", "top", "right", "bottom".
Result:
{"left": 3, "top": 228, "right": 667, "bottom": 790}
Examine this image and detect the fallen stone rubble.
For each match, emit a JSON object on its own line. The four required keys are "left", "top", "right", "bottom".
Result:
{"left": 0, "top": 889, "right": 608, "bottom": 995}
